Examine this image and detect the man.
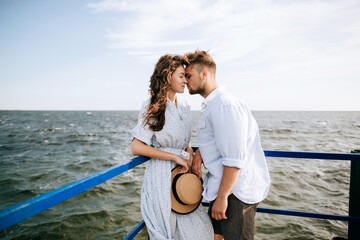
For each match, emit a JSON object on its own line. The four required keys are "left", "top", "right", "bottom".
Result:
{"left": 183, "top": 50, "right": 271, "bottom": 240}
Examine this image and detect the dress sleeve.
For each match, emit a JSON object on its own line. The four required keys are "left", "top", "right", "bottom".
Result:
{"left": 130, "top": 100, "right": 154, "bottom": 146}
{"left": 211, "top": 103, "right": 249, "bottom": 169}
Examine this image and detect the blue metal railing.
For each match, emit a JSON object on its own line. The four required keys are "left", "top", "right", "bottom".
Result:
{"left": 1, "top": 150, "right": 360, "bottom": 239}
{"left": 201, "top": 202, "right": 360, "bottom": 222}
{"left": 0, "top": 155, "right": 149, "bottom": 231}
{"left": 123, "top": 220, "right": 145, "bottom": 240}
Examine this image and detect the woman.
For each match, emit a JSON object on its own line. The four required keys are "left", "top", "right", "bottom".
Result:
{"left": 131, "top": 54, "right": 214, "bottom": 240}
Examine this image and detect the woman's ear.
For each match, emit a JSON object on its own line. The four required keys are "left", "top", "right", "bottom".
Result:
{"left": 167, "top": 73, "right": 172, "bottom": 84}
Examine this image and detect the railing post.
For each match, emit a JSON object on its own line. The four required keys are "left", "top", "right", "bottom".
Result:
{"left": 349, "top": 150, "right": 360, "bottom": 240}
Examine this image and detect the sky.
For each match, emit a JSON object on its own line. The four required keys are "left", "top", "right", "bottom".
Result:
{"left": 0, "top": 0, "right": 359, "bottom": 111}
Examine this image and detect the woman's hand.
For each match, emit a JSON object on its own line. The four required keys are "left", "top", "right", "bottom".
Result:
{"left": 186, "top": 146, "right": 194, "bottom": 172}
{"left": 173, "top": 154, "right": 189, "bottom": 174}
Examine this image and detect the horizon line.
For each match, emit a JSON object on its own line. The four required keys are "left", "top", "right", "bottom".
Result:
{"left": 1, "top": 109, "right": 359, "bottom": 112}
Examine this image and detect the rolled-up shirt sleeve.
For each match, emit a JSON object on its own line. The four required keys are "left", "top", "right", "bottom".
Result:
{"left": 212, "top": 104, "right": 248, "bottom": 169}
{"left": 130, "top": 100, "right": 154, "bottom": 146}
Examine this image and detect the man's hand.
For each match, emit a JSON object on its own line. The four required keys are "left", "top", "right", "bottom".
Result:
{"left": 212, "top": 166, "right": 240, "bottom": 220}
{"left": 186, "top": 146, "right": 194, "bottom": 172}
{"left": 211, "top": 196, "right": 228, "bottom": 220}
{"left": 192, "top": 149, "right": 203, "bottom": 178}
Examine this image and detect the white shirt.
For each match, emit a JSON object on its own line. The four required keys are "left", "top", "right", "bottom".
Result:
{"left": 198, "top": 87, "right": 271, "bottom": 204}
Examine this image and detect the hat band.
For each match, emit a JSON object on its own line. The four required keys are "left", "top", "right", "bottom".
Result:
{"left": 172, "top": 173, "right": 188, "bottom": 206}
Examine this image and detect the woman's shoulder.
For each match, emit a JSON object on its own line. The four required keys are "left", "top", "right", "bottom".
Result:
{"left": 141, "top": 98, "right": 151, "bottom": 106}
{"left": 139, "top": 98, "right": 151, "bottom": 109}
{"left": 137, "top": 98, "right": 151, "bottom": 115}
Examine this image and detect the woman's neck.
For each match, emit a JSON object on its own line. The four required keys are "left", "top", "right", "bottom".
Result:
{"left": 167, "top": 91, "right": 177, "bottom": 107}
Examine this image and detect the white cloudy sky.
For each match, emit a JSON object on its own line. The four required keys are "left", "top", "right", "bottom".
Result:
{"left": 1, "top": 0, "right": 359, "bottom": 110}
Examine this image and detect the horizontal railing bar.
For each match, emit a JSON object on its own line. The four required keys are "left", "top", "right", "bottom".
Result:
{"left": 200, "top": 202, "right": 360, "bottom": 222}
{"left": 123, "top": 220, "right": 145, "bottom": 240}
{"left": 191, "top": 148, "right": 360, "bottom": 161}
{"left": 0, "top": 156, "right": 149, "bottom": 231}
{"left": 264, "top": 150, "right": 360, "bottom": 161}
{"left": 256, "top": 207, "right": 360, "bottom": 222}
{"left": 2, "top": 149, "right": 359, "bottom": 233}
{"left": 124, "top": 204, "right": 360, "bottom": 239}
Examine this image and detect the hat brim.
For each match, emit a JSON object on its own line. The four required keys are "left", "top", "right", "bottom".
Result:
{"left": 171, "top": 166, "right": 203, "bottom": 214}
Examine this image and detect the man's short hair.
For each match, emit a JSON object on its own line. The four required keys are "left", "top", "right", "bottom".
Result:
{"left": 183, "top": 50, "right": 216, "bottom": 73}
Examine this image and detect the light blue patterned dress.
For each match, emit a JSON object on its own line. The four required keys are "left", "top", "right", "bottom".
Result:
{"left": 131, "top": 96, "right": 214, "bottom": 240}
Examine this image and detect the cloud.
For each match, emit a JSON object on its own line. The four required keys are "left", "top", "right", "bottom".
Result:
{"left": 105, "top": 81, "right": 131, "bottom": 88}
{"left": 88, "top": 0, "right": 360, "bottom": 102}
{"left": 87, "top": 0, "right": 145, "bottom": 12}
{"left": 88, "top": 0, "right": 206, "bottom": 54}
{"left": 105, "top": 27, "right": 206, "bottom": 49}
{"left": 88, "top": 0, "right": 359, "bottom": 60}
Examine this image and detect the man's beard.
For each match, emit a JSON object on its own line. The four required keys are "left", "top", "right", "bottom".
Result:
{"left": 188, "top": 85, "right": 205, "bottom": 95}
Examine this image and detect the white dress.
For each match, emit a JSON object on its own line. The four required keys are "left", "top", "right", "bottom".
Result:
{"left": 131, "top": 96, "right": 214, "bottom": 240}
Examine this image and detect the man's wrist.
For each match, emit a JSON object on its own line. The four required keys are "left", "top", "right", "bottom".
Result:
{"left": 216, "top": 193, "right": 229, "bottom": 200}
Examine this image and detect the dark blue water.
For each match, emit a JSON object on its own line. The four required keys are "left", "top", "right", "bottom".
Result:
{"left": 0, "top": 111, "right": 359, "bottom": 239}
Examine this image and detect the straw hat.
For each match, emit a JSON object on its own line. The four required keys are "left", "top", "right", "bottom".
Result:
{"left": 171, "top": 166, "right": 203, "bottom": 214}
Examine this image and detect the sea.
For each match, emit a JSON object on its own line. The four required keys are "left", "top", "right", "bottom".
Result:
{"left": 0, "top": 110, "right": 359, "bottom": 240}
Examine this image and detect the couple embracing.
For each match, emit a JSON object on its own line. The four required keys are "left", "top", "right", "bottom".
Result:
{"left": 131, "top": 50, "right": 271, "bottom": 240}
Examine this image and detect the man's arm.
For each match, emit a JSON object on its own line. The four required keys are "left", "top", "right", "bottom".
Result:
{"left": 211, "top": 166, "right": 240, "bottom": 220}
{"left": 210, "top": 104, "right": 248, "bottom": 220}
{"left": 185, "top": 145, "right": 194, "bottom": 171}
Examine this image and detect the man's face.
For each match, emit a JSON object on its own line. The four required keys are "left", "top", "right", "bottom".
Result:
{"left": 185, "top": 64, "right": 205, "bottom": 95}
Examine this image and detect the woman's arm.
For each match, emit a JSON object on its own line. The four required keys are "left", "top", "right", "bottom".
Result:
{"left": 131, "top": 138, "right": 189, "bottom": 173}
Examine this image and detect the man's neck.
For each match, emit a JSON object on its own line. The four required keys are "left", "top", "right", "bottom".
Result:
{"left": 202, "top": 83, "right": 219, "bottom": 99}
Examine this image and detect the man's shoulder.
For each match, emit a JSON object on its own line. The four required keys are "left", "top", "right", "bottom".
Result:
{"left": 210, "top": 90, "right": 251, "bottom": 117}
{"left": 216, "top": 90, "right": 241, "bottom": 107}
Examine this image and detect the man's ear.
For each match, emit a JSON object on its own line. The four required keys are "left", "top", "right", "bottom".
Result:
{"left": 201, "top": 68, "right": 208, "bottom": 81}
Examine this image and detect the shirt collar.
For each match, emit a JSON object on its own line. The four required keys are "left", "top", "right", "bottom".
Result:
{"left": 201, "top": 86, "right": 224, "bottom": 111}
{"left": 167, "top": 96, "right": 178, "bottom": 109}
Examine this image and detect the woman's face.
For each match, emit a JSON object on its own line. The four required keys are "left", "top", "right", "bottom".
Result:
{"left": 169, "top": 66, "right": 187, "bottom": 94}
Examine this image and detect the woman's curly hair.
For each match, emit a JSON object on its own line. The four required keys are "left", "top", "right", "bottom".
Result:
{"left": 143, "top": 54, "right": 185, "bottom": 131}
